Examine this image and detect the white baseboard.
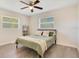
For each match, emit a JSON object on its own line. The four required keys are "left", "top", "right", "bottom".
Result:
{"left": 0, "top": 40, "right": 15, "bottom": 46}
{"left": 0, "top": 40, "right": 78, "bottom": 51}
{"left": 57, "top": 42, "right": 77, "bottom": 48}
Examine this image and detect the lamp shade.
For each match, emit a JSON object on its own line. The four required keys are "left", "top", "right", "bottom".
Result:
{"left": 22, "top": 25, "right": 27, "bottom": 31}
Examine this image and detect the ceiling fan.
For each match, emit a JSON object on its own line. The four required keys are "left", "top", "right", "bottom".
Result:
{"left": 20, "top": 0, "right": 43, "bottom": 12}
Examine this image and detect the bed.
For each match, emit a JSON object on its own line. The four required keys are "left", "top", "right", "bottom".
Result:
{"left": 16, "top": 30, "right": 57, "bottom": 57}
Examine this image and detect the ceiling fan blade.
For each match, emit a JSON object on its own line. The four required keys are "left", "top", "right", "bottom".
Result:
{"left": 20, "top": 1, "right": 29, "bottom": 5}
{"left": 21, "top": 7, "right": 28, "bottom": 9}
{"left": 31, "top": 9, "right": 34, "bottom": 12}
{"left": 34, "top": 0, "right": 40, "bottom": 5}
{"left": 34, "top": 6, "right": 43, "bottom": 10}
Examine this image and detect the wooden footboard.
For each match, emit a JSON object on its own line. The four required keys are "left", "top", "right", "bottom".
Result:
{"left": 16, "top": 41, "right": 18, "bottom": 48}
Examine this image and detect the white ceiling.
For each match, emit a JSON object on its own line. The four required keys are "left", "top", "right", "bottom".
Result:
{"left": 0, "top": 0, "right": 77, "bottom": 16}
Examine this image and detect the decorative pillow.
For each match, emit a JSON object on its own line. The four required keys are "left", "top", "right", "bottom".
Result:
{"left": 41, "top": 32, "right": 44, "bottom": 36}
{"left": 43, "top": 31, "right": 49, "bottom": 37}
{"left": 49, "top": 32, "right": 54, "bottom": 36}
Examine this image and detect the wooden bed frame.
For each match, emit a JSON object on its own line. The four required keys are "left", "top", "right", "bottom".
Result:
{"left": 16, "top": 29, "right": 57, "bottom": 58}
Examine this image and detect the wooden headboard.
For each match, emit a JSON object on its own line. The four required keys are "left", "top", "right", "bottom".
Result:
{"left": 38, "top": 29, "right": 57, "bottom": 35}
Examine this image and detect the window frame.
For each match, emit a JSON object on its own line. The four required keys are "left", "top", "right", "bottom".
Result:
{"left": 1, "top": 16, "right": 18, "bottom": 29}
{"left": 38, "top": 17, "right": 54, "bottom": 29}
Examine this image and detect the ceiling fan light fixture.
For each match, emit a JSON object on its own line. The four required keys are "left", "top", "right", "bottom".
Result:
{"left": 20, "top": 0, "right": 43, "bottom": 12}
{"left": 30, "top": 0, "right": 36, "bottom": 2}
{"left": 29, "top": 6, "right": 33, "bottom": 10}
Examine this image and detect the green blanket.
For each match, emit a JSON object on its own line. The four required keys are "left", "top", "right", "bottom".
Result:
{"left": 16, "top": 35, "right": 56, "bottom": 57}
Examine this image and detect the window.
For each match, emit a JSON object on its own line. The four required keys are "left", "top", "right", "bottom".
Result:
{"left": 39, "top": 17, "right": 54, "bottom": 29}
{"left": 2, "top": 16, "right": 18, "bottom": 28}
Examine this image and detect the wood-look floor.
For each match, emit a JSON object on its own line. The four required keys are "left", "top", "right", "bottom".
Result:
{"left": 0, "top": 43, "right": 79, "bottom": 58}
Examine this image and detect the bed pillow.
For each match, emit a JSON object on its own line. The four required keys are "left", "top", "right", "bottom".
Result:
{"left": 35, "top": 31, "right": 41, "bottom": 36}
{"left": 43, "top": 31, "right": 49, "bottom": 37}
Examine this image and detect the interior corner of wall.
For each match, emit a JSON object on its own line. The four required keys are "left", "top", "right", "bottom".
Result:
{"left": 77, "top": 47, "right": 79, "bottom": 53}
